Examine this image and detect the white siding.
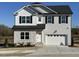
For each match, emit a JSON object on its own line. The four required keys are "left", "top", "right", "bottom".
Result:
{"left": 14, "top": 9, "right": 72, "bottom": 46}
{"left": 15, "top": 9, "right": 45, "bottom": 26}
{"left": 42, "top": 15, "right": 71, "bottom": 45}
{"left": 14, "top": 31, "right": 36, "bottom": 44}
{"left": 36, "top": 16, "right": 45, "bottom": 24}
{"left": 15, "top": 9, "right": 37, "bottom": 26}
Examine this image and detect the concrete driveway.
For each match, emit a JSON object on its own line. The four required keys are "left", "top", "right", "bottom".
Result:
{"left": 25, "top": 46, "right": 79, "bottom": 57}
{"left": 0, "top": 46, "right": 79, "bottom": 57}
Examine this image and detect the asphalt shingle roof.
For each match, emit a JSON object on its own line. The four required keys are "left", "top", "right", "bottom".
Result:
{"left": 47, "top": 5, "right": 73, "bottom": 14}
{"left": 23, "top": 5, "right": 73, "bottom": 14}
{"left": 12, "top": 24, "right": 45, "bottom": 31}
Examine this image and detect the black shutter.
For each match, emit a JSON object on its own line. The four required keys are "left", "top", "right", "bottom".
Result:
{"left": 31, "top": 16, "right": 32, "bottom": 23}
{"left": 52, "top": 16, "right": 54, "bottom": 24}
{"left": 45, "top": 16, "right": 47, "bottom": 24}
{"left": 19, "top": 16, "right": 21, "bottom": 23}
{"left": 59, "top": 16, "right": 61, "bottom": 24}
{"left": 66, "top": 16, "right": 68, "bottom": 23}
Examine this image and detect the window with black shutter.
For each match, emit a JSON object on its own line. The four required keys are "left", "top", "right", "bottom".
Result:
{"left": 45, "top": 16, "right": 47, "bottom": 24}
{"left": 66, "top": 16, "right": 68, "bottom": 23}
{"left": 59, "top": 16, "right": 61, "bottom": 24}
{"left": 47, "top": 16, "right": 52, "bottom": 23}
{"left": 39, "top": 17, "right": 41, "bottom": 22}
{"left": 30, "top": 16, "right": 32, "bottom": 23}
{"left": 52, "top": 16, "right": 54, "bottom": 24}
{"left": 45, "top": 16, "right": 54, "bottom": 23}
{"left": 59, "top": 16, "right": 68, "bottom": 24}
{"left": 21, "top": 16, "right": 26, "bottom": 23}
{"left": 19, "top": 16, "right": 32, "bottom": 24}
{"left": 19, "top": 16, "right": 21, "bottom": 23}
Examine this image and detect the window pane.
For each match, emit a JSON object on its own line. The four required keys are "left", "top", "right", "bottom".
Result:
{"left": 61, "top": 16, "right": 66, "bottom": 23}
{"left": 39, "top": 17, "right": 41, "bottom": 21}
{"left": 48, "top": 16, "right": 51, "bottom": 19}
{"left": 47, "top": 16, "right": 52, "bottom": 23}
{"left": 26, "top": 16, "right": 31, "bottom": 23}
{"left": 62, "top": 16, "right": 65, "bottom": 20}
{"left": 21, "top": 16, "right": 25, "bottom": 23}
{"left": 25, "top": 36, "right": 29, "bottom": 39}
{"left": 20, "top": 32, "right": 24, "bottom": 39}
{"left": 25, "top": 32, "right": 29, "bottom": 39}
{"left": 21, "top": 32, "right": 24, "bottom": 35}
{"left": 21, "top": 36, "right": 24, "bottom": 39}
{"left": 25, "top": 32, "right": 29, "bottom": 35}
{"left": 27, "top": 16, "right": 30, "bottom": 20}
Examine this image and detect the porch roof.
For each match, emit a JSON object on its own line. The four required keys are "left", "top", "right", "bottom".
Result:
{"left": 12, "top": 24, "right": 45, "bottom": 31}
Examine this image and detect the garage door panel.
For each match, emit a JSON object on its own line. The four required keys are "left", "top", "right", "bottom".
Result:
{"left": 45, "top": 35, "right": 66, "bottom": 45}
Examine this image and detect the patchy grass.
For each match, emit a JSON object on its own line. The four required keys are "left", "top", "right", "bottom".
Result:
{"left": 0, "top": 46, "right": 42, "bottom": 51}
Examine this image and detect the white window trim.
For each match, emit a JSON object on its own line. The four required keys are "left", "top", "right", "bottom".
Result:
{"left": 60, "top": 16, "right": 66, "bottom": 23}
{"left": 20, "top": 32, "right": 29, "bottom": 40}
{"left": 47, "top": 16, "right": 52, "bottom": 23}
{"left": 20, "top": 16, "right": 32, "bottom": 24}
{"left": 25, "top": 16, "right": 31, "bottom": 23}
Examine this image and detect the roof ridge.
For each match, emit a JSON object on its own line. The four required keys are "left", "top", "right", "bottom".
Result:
{"left": 47, "top": 5, "right": 70, "bottom": 7}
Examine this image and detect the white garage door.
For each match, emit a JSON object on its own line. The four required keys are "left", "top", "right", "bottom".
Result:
{"left": 45, "top": 35, "right": 66, "bottom": 45}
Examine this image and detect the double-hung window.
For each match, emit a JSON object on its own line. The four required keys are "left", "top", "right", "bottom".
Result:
{"left": 21, "top": 32, "right": 24, "bottom": 39}
{"left": 21, "top": 16, "right": 26, "bottom": 23}
{"left": 20, "top": 32, "right": 29, "bottom": 39}
{"left": 45, "top": 16, "right": 54, "bottom": 24}
{"left": 59, "top": 16, "right": 68, "bottom": 24}
{"left": 39, "top": 17, "right": 41, "bottom": 22}
{"left": 26, "top": 16, "right": 32, "bottom": 23}
{"left": 47, "top": 16, "right": 52, "bottom": 23}
{"left": 25, "top": 32, "right": 29, "bottom": 39}
{"left": 19, "top": 16, "right": 32, "bottom": 23}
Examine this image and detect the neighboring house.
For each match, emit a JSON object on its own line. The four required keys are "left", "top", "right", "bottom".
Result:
{"left": 13, "top": 3, "right": 73, "bottom": 46}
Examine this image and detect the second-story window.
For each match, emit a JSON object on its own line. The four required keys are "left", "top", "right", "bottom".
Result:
{"left": 59, "top": 16, "right": 68, "bottom": 24}
{"left": 47, "top": 16, "right": 52, "bottom": 23}
{"left": 21, "top": 16, "right": 26, "bottom": 23}
{"left": 26, "top": 16, "right": 32, "bottom": 23}
{"left": 19, "top": 16, "right": 32, "bottom": 24}
{"left": 39, "top": 17, "right": 41, "bottom": 22}
{"left": 45, "top": 16, "right": 54, "bottom": 24}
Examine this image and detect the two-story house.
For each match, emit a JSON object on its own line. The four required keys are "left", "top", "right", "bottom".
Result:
{"left": 13, "top": 3, "right": 73, "bottom": 46}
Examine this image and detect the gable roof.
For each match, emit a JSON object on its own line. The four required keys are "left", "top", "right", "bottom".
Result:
{"left": 28, "top": 6, "right": 41, "bottom": 14}
{"left": 47, "top": 5, "right": 73, "bottom": 14}
{"left": 14, "top": 4, "right": 73, "bottom": 15}
{"left": 23, "top": 7, "right": 36, "bottom": 14}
